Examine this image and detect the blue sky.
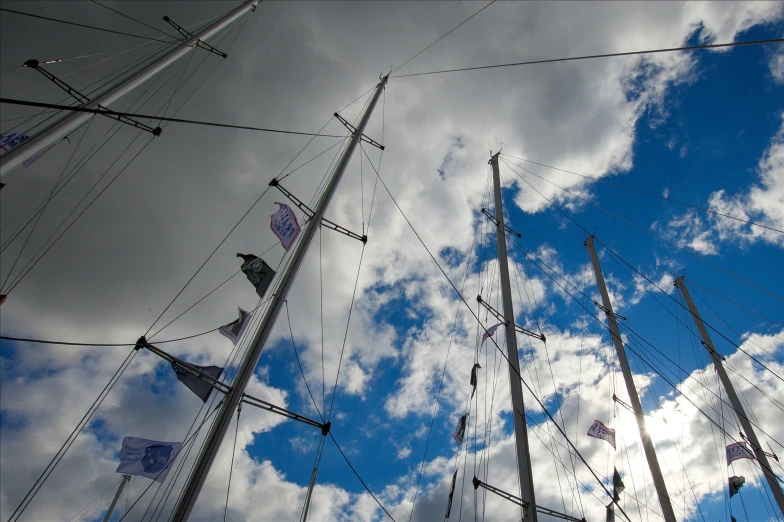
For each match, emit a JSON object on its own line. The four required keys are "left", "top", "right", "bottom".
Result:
{"left": 1, "top": 2, "right": 784, "bottom": 522}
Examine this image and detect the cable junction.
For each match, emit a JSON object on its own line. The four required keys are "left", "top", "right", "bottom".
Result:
{"left": 163, "top": 16, "right": 228, "bottom": 58}
{"left": 476, "top": 294, "right": 545, "bottom": 342}
{"left": 269, "top": 178, "right": 367, "bottom": 244}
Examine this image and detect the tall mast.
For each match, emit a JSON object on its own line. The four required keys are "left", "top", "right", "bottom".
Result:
{"left": 101, "top": 474, "right": 130, "bottom": 522}
{"left": 584, "top": 236, "right": 676, "bottom": 522}
{"left": 171, "top": 75, "right": 388, "bottom": 521}
{"left": 675, "top": 276, "right": 784, "bottom": 515}
{"left": 489, "top": 152, "right": 538, "bottom": 521}
{"left": 0, "top": 0, "right": 259, "bottom": 178}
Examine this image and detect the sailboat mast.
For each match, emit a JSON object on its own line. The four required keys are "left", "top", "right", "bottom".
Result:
{"left": 489, "top": 152, "right": 538, "bottom": 521}
{"left": 675, "top": 276, "right": 784, "bottom": 515}
{"left": 0, "top": 0, "right": 259, "bottom": 178}
{"left": 170, "top": 75, "right": 388, "bottom": 522}
{"left": 101, "top": 474, "right": 130, "bottom": 522}
{"left": 585, "top": 236, "right": 676, "bottom": 522}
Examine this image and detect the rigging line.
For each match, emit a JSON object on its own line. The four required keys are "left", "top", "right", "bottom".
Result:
{"left": 328, "top": 433, "right": 397, "bottom": 522}
{"left": 320, "top": 227, "right": 326, "bottom": 416}
{"left": 66, "top": 476, "right": 124, "bottom": 522}
{"left": 505, "top": 232, "right": 784, "bottom": 449}
{"left": 0, "top": 99, "right": 348, "bottom": 138}
{"left": 499, "top": 153, "right": 784, "bottom": 235}
{"left": 223, "top": 405, "right": 241, "bottom": 522}
{"left": 368, "top": 163, "right": 632, "bottom": 518}
{"left": 3, "top": 134, "right": 156, "bottom": 296}
{"left": 391, "top": 37, "right": 784, "bottom": 78}
{"left": 0, "top": 117, "right": 94, "bottom": 294}
{"left": 7, "top": 348, "right": 138, "bottom": 522}
{"left": 279, "top": 138, "right": 350, "bottom": 181}
{"left": 89, "top": 0, "right": 178, "bottom": 40}
{"left": 391, "top": 0, "right": 497, "bottom": 74}
{"left": 285, "top": 300, "right": 324, "bottom": 421}
{"left": 0, "top": 7, "right": 181, "bottom": 43}
{"left": 503, "top": 159, "right": 784, "bottom": 307}
{"left": 594, "top": 237, "right": 784, "bottom": 383}
{"left": 686, "top": 278, "right": 784, "bottom": 331}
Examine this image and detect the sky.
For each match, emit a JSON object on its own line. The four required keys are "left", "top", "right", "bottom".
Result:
{"left": 1, "top": 1, "right": 783, "bottom": 522}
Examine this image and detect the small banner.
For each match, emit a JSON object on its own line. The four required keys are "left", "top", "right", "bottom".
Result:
{"left": 445, "top": 469, "right": 457, "bottom": 518}
{"left": 219, "top": 307, "right": 251, "bottom": 345}
{"left": 172, "top": 362, "right": 223, "bottom": 403}
{"left": 726, "top": 442, "right": 755, "bottom": 466}
{"left": 452, "top": 414, "right": 468, "bottom": 444}
{"left": 0, "top": 132, "right": 30, "bottom": 152}
{"left": 481, "top": 322, "right": 504, "bottom": 345}
{"left": 587, "top": 419, "right": 616, "bottom": 450}
{"left": 270, "top": 202, "right": 301, "bottom": 250}
{"left": 613, "top": 467, "right": 625, "bottom": 501}
{"left": 469, "top": 363, "right": 481, "bottom": 399}
{"left": 237, "top": 253, "right": 276, "bottom": 299}
{"left": 729, "top": 475, "right": 745, "bottom": 498}
{"left": 115, "top": 437, "right": 183, "bottom": 483}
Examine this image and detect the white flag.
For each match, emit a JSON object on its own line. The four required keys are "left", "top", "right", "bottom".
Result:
{"left": 481, "top": 322, "right": 504, "bottom": 345}
{"left": 587, "top": 419, "right": 616, "bottom": 450}
{"left": 115, "top": 437, "right": 183, "bottom": 483}
{"left": 270, "top": 202, "right": 301, "bottom": 250}
{"left": 219, "top": 307, "right": 251, "bottom": 345}
{"left": 726, "top": 442, "right": 755, "bottom": 466}
{"left": 0, "top": 132, "right": 30, "bottom": 152}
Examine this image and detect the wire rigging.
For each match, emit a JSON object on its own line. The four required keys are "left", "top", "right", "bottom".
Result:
{"left": 88, "top": 0, "right": 178, "bottom": 40}
{"left": 391, "top": 37, "right": 784, "bottom": 78}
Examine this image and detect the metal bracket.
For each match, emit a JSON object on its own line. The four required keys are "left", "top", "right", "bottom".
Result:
{"left": 24, "top": 59, "right": 162, "bottom": 136}
{"left": 241, "top": 393, "right": 328, "bottom": 432}
{"left": 594, "top": 300, "right": 626, "bottom": 321}
{"left": 135, "top": 336, "right": 231, "bottom": 394}
{"left": 477, "top": 295, "right": 546, "bottom": 342}
{"left": 163, "top": 16, "right": 228, "bottom": 58}
{"left": 333, "top": 112, "right": 384, "bottom": 150}
{"left": 472, "top": 477, "right": 585, "bottom": 522}
{"left": 612, "top": 393, "right": 636, "bottom": 415}
{"left": 269, "top": 179, "right": 367, "bottom": 244}
{"left": 481, "top": 208, "right": 521, "bottom": 237}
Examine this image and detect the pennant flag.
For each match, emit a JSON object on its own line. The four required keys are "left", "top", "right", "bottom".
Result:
{"left": 470, "top": 363, "right": 481, "bottom": 399}
{"left": 452, "top": 414, "right": 468, "bottom": 444}
{"left": 172, "top": 361, "right": 223, "bottom": 403}
{"left": 731, "top": 516, "right": 737, "bottom": 522}
{"left": 270, "top": 202, "right": 301, "bottom": 250}
{"left": 726, "top": 442, "right": 755, "bottom": 466}
{"left": 445, "top": 469, "right": 457, "bottom": 518}
{"left": 481, "top": 322, "right": 504, "bottom": 345}
{"left": 613, "top": 467, "right": 625, "bottom": 502}
{"left": 115, "top": 437, "right": 183, "bottom": 483}
{"left": 587, "top": 419, "right": 616, "bottom": 450}
{"left": 605, "top": 502, "right": 614, "bottom": 522}
{"left": 219, "top": 307, "right": 252, "bottom": 345}
{"left": 0, "top": 132, "right": 30, "bottom": 152}
{"left": 237, "top": 253, "right": 276, "bottom": 299}
{"left": 729, "top": 476, "right": 745, "bottom": 498}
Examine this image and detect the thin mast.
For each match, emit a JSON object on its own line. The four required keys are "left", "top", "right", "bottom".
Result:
{"left": 489, "top": 152, "right": 538, "bottom": 521}
{"left": 171, "top": 75, "right": 388, "bottom": 522}
{"left": 101, "top": 474, "right": 130, "bottom": 522}
{"left": 584, "top": 236, "right": 676, "bottom": 522}
{"left": 0, "top": 0, "right": 259, "bottom": 178}
{"left": 675, "top": 276, "right": 784, "bottom": 515}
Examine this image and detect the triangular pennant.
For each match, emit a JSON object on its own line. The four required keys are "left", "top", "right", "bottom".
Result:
{"left": 481, "top": 323, "right": 504, "bottom": 345}
{"left": 445, "top": 469, "right": 458, "bottom": 518}
{"left": 219, "top": 307, "right": 252, "bottom": 345}
{"left": 452, "top": 414, "right": 468, "bottom": 444}
{"left": 470, "top": 363, "right": 481, "bottom": 399}
{"left": 237, "top": 253, "right": 276, "bottom": 299}
{"left": 172, "top": 361, "right": 223, "bottom": 403}
{"left": 613, "top": 467, "right": 625, "bottom": 501}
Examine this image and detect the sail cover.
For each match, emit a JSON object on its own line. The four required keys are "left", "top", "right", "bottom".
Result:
{"left": 172, "top": 361, "right": 223, "bottom": 403}
{"left": 587, "top": 419, "right": 616, "bottom": 449}
{"left": 237, "top": 253, "right": 276, "bottom": 299}
{"left": 270, "top": 202, "right": 301, "bottom": 250}
{"left": 726, "top": 442, "right": 755, "bottom": 465}
{"left": 116, "top": 437, "right": 183, "bottom": 483}
{"left": 219, "top": 307, "right": 252, "bottom": 345}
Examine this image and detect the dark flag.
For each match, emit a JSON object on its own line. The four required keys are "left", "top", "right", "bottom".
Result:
{"left": 237, "top": 253, "right": 276, "bottom": 299}
{"left": 729, "top": 476, "right": 745, "bottom": 498}
{"left": 605, "top": 502, "right": 614, "bottom": 522}
{"left": 470, "top": 363, "right": 481, "bottom": 399}
{"left": 445, "top": 469, "right": 457, "bottom": 518}
{"left": 452, "top": 414, "right": 468, "bottom": 444}
{"left": 172, "top": 361, "right": 223, "bottom": 402}
{"left": 731, "top": 517, "right": 737, "bottom": 522}
{"left": 613, "top": 467, "right": 625, "bottom": 502}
